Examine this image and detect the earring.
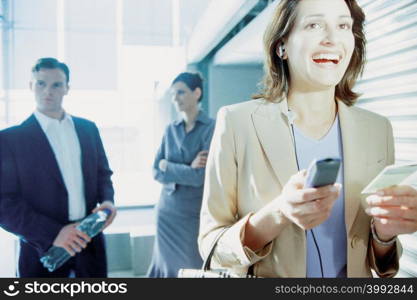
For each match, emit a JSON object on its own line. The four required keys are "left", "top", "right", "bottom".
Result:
{"left": 278, "top": 45, "right": 285, "bottom": 58}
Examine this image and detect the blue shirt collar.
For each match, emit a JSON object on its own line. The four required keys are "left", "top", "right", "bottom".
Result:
{"left": 173, "top": 110, "right": 210, "bottom": 126}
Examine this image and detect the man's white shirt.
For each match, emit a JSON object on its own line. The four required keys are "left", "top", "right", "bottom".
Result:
{"left": 34, "top": 110, "right": 86, "bottom": 221}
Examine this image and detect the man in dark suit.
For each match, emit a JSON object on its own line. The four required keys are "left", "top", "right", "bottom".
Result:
{"left": 0, "top": 57, "right": 117, "bottom": 277}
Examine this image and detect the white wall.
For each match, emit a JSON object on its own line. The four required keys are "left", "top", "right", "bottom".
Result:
{"left": 207, "top": 64, "right": 263, "bottom": 118}
{"left": 0, "top": 228, "right": 17, "bottom": 277}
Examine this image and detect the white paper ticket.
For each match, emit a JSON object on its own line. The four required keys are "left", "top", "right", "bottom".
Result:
{"left": 361, "top": 163, "right": 417, "bottom": 194}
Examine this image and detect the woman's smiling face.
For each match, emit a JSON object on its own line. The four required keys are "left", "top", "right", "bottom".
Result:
{"left": 284, "top": 0, "right": 355, "bottom": 92}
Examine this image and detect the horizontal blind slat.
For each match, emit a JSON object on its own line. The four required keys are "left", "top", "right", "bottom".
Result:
{"left": 357, "top": 0, "right": 417, "bottom": 277}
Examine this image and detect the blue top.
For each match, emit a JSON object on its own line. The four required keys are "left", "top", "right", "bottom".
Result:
{"left": 147, "top": 110, "right": 215, "bottom": 277}
{"left": 293, "top": 115, "right": 347, "bottom": 278}
{"left": 153, "top": 110, "right": 216, "bottom": 216}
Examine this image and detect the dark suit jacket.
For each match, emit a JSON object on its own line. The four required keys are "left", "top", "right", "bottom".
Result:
{"left": 0, "top": 114, "right": 114, "bottom": 277}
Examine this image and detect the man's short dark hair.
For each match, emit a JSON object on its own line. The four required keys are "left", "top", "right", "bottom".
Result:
{"left": 32, "top": 57, "right": 70, "bottom": 83}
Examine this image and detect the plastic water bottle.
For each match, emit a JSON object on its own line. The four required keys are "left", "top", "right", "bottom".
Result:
{"left": 40, "top": 208, "right": 112, "bottom": 272}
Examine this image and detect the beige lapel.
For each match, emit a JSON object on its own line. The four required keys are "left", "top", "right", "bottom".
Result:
{"left": 251, "top": 99, "right": 368, "bottom": 233}
{"left": 251, "top": 99, "right": 298, "bottom": 188}
{"left": 338, "top": 101, "right": 369, "bottom": 234}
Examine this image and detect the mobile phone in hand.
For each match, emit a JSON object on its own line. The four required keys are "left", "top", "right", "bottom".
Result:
{"left": 304, "top": 158, "right": 341, "bottom": 188}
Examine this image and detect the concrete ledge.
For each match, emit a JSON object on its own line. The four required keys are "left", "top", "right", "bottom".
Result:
{"left": 105, "top": 231, "right": 132, "bottom": 272}
{"left": 130, "top": 225, "right": 155, "bottom": 276}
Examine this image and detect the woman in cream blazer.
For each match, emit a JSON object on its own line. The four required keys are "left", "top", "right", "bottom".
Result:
{"left": 199, "top": 98, "right": 400, "bottom": 277}
{"left": 198, "top": 0, "right": 406, "bottom": 277}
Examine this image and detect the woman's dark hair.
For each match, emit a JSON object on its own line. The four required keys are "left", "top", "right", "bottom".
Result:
{"left": 253, "top": 0, "right": 366, "bottom": 106}
{"left": 32, "top": 57, "right": 70, "bottom": 83}
{"left": 172, "top": 72, "right": 204, "bottom": 102}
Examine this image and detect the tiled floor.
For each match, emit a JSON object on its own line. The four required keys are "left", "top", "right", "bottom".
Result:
{"left": 109, "top": 270, "right": 146, "bottom": 278}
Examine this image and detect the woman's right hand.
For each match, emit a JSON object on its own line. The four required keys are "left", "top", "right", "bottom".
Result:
{"left": 244, "top": 170, "right": 342, "bottom": 251}
{"left": 277, "top": 170, "right": 341, "bottom": 230}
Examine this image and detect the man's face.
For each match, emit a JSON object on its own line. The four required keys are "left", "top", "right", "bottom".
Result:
{"left": 30, "top": 68, "right": 69, "bottom": 115}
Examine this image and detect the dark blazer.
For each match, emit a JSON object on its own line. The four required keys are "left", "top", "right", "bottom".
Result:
{"left": 0, "top": 114, "right": 114, "bottom": 277}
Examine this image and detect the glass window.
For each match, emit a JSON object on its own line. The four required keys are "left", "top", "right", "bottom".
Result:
{"left": 2, "top": 0, "right": 186, "bottom": 207}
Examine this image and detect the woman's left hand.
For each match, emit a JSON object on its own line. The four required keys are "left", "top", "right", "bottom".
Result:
{"left": 191, "top": 151, "right": 209, "bottom": 169}
{"left": 366, "top": 185, "right": 417, "bottom": 241}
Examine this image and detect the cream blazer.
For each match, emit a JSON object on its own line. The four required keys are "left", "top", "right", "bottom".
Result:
{"left": 198, "top": 98, "right": 401, "bottom": 278}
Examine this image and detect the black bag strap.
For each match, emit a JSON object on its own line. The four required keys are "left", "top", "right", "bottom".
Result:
{"left": 202, "top": 226, "right": 255, "bottom": 276}
{"left": 203, "top": 226, "right": 229, "bottom": 271}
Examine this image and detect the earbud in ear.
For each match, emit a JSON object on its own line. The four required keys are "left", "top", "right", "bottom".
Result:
{"left": 278, "top": 44, "right": 286, "bottom": 58}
